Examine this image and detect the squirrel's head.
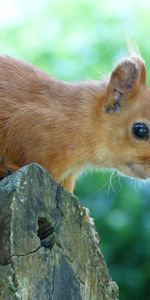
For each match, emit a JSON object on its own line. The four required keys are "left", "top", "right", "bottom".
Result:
{"left": 95, "top": 55, "right": 150, "bottom": 180}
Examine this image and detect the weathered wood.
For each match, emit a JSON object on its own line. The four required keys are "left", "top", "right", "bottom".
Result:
{"left": 0, "top": 163, "right": 119, "bottom": 300}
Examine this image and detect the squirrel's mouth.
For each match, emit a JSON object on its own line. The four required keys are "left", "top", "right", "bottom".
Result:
{"left": 118, "top": 162, "right": 149, "bottom": 180}
{"left": 127, "top": 162, "right": 149, "bottom": 179}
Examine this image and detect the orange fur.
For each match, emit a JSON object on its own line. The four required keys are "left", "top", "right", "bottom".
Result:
{"left": 0, "top": 55, "right": 150, "bottom": 191}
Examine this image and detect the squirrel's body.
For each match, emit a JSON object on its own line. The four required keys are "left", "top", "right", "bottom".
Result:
{"left": 0, "top": 55, "right": 150, "bottom": 191}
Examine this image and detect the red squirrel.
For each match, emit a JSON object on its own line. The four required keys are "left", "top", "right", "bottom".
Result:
{"left": 0, "top": 55, "right": 149, "bottom": 192}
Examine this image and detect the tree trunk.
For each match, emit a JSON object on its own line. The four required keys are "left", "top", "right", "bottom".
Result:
{"left": 0, "top": 163, "right": 119, "bottom": 300}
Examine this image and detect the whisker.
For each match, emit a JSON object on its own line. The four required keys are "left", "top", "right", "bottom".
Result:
{"left": 116, "top": 170, "right": 123, "bottom": 189}
{"left": 107, "top": 170, "right": 117, "bottom": 197}
{"left": 87, "top": 169, "right": 117, "bottom": 199}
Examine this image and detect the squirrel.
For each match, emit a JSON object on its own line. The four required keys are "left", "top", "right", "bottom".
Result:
{"left": 0, "top": 54, "right": 149, "bottom": 192}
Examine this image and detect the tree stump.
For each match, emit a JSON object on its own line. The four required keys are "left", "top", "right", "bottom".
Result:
{"left": 0, "top": 163, "right": 119, "bottom": 300}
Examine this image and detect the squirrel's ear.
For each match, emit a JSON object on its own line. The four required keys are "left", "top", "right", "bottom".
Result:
{"left": 105, "top": 57, "right": 146, "bottom": 113}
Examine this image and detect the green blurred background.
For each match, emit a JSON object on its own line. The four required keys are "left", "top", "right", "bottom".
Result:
{"left": 1, "top": 0, "right": 150, "bottom": 299}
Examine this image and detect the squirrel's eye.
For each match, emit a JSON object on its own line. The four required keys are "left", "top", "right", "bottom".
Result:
{"left": 132, "top": 122, "right": 149, "bottom": 140}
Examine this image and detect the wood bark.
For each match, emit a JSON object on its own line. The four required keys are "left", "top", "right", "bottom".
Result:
{"left": 0, "top": 163, "right": 119, "bottom": 300}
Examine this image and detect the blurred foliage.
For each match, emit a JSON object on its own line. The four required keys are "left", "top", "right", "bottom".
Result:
{"left": 1, "top": 0, "right": 150, "bottom": 299}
